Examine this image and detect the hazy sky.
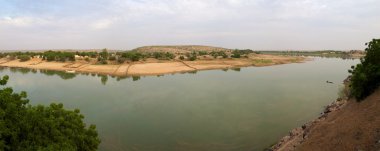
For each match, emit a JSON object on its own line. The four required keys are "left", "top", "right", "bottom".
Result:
{"left": 0, "top": 0, "right": 379, "bottom": 50}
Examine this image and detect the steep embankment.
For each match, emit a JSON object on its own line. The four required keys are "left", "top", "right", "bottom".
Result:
{"left": 272, "top": 89, "right": 380, "bottom": 151}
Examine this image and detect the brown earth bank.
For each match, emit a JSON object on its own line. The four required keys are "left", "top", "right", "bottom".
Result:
{"left": 270, "top": 88, "right": 380, "bottom": 151}
{"left": 0, "top": 54, "right": 304, "bottom": 76}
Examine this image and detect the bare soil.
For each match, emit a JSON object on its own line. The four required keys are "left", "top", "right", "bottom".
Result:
{"left": 272, "top": 89, "right": 380, "bottom": 151}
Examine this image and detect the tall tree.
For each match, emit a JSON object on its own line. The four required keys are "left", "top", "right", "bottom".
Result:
{"left": 349, "top": 39, "right": 380, "bottom": 100}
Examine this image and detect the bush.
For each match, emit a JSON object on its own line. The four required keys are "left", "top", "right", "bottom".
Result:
{"left": 100, "top": 59, "right": 107, "bottom": 64}
{"left": 198, "top": 51, "right": 208, "bottom": 56}
{"left": 18, "top": 55, "right": 31, "bottom": 62}
{"left": 231, "top": 52, "right": 241, "bottom": 58}
{"left": 117, "top": 57, "right": 126, "bottom": 63}
{"left": 189, "top": 55, "right": 196, "bottom": 61}
{"left": 210, "top": 51, "right": 228, "bottom": 59}
{"left": 42, "top": 51, "right": 75, "bottom": 62}
{"left": 188, "top": 52, "right": 197, "bottom": 61}
{"left": 349, "top": 39, "right": 380, "bottom": 100}
{"left": 0, "top": 75, "right": 100, "bottom": 150}
{"left": 121, "top": 52, "right": 142, "bottom": 62}
{"left": 108, "top": 56, "right": 116, "bottom": 61}
{"left": 179, "top": 56, "right": 185, "bottom": 60}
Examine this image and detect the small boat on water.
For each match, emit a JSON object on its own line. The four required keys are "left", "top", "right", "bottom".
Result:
{"left": 326, "top": 80, "right": 334, "bottom": 84}
{"left": 65, "top": 70, "right": 76, "bottom": 73}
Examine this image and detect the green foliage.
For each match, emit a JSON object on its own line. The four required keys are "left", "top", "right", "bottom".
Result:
{"left": 231, "top": 49, "right": 254, "bottom": 58}
{"left": 100, "top": 75, "right": 108, "bottom": 85}
{"left": 165, "top": 52, "right": 174, "bottom": 60}
{"left": 349, "top": 39, "right": 380, "bottom": 100}
{"left": 231, "top": 51, "right": 241, "bottom": 58}
{"left": 18, "top": 55, "right": 31, "bottom": 62}
{"left": 99, "top": 49, "right": 109, "bottom": 60}
{"left": 78, "top": 52, "right": 98, "bottom": 58}
{"left": 121, "top": 51, "right": 143, "bottom": 62}
{"left": 97, "top": 49, "right": 109, "bottom": 64}
{"left": 150, "top": 52, "right": 174, "bottom": 60}
{"left": 117, "top": 57, "right": 126, "bottom": 63}
{"left": 0, "top": 75, "right": 100, "bottom": 150}
{"left": 188, "top": 52, "right": 197, "bottom": 61}
{"left": 198, "top": 51, "right": 208, "bottom": 56}
{"left": 108, "top": 56, "right": 116, "bottom": 61}
{"left": 210, "top": 51, "right": 228, "bottom": 58}
{"left": 42, "top": 51, "right": 75, "bottom": 62}
{"left": 99, "top": 60, "right": 107, "bottom": 64}
{"left": 234, "top": 49, "right": 254, "bottom": 55}
{"left": 252, "top": 59, "right": 273, "bottom": 64}
{"left": 179, "top": 56, "right": 185, "bottom": 60}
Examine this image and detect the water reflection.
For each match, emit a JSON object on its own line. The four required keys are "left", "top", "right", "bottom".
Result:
{"left": 0, "top": 66, "right": 257, "bottom": 85}
{"left": 132, "top": 76, "right": 140, "bottom": 81}
{"left": 99, "top": 75, "right": 108, "bottom": 85}
{"left": 39, "top": 69, "right": 76, "bottom": 80}
{"left": 231, "top": 68, "right": 241, "bottom": 72}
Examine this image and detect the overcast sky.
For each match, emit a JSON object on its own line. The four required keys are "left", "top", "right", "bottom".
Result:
{"left": 0, "top": 0, "right": 379, "bottom": 50}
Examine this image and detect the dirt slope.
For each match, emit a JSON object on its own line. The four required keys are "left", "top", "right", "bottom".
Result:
{"left": 295, "top": 89, "right": 380, "bottom": 151}
{"left": 273, "top": 89, "right": 380, "bottom": 151}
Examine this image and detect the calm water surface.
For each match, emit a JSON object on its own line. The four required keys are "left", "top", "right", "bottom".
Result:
{"left": 0, "top": 58, "right": 359, "bottom": 151}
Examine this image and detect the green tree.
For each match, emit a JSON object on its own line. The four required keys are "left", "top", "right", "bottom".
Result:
{"left": 188, "top": 51, "right": 197, "bottom": 61}
{"left": 99, "top": 49, "right": 109, "bottom": 59}
{"left": 18, "top": 55, "right": 31, "bottom": 62}
{"left": 231, "top": 51, "right": 241, "bottom": 58}
{"left": 0, "top": 75, "right": 100, "bottom": 150}
{"left": 349, "top": 39, "right": 380, "bottom": 100}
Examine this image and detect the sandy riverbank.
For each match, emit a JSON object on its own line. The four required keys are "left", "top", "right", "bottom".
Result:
{"left": 0, "top": 54, "right": 304, "bottom": 76}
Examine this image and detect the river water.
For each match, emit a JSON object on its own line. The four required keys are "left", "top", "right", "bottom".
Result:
{"left": 0, "top": 57, "right": 359, "bottom": 151}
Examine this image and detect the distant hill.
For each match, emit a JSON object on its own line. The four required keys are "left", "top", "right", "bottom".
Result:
{"left": 133, "top": 45, "right": 231, "bottom": 53}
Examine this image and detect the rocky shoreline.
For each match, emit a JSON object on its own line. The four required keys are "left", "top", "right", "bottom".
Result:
{"left": 269, "top": 78, "right": 351, "bottom": 151}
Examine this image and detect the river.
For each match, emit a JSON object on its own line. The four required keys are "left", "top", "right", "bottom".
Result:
{"left": 0, "top": 57, "right": 359, "bottom": 151}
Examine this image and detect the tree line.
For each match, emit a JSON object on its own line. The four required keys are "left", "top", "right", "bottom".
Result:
{"left": 0, "top": 49, "right": 256, "bottom": 64}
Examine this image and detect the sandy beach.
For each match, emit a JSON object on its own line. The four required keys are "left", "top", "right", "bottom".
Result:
{"left": 0, "top": 54, "right": 305, "bottom": 76}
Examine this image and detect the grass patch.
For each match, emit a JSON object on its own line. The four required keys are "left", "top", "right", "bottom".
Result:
{"left": 252, "top": 59, "right": 273, "bottom": 65}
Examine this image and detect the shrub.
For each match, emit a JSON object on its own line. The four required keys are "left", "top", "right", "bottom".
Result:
{"left": 165, "top": 52, "right": 174, "bottom": 60}
{"left": 231, "top": 52, "right": 241, "bottom": 58}
{"left": 179, "top": 56, "right": 185, "bottom": 60}
{"left": 100, "top": 60, "right": 107, "bottom": 64}
{"left": 42, "top": 51, "right": 75, "bottom": 62}
{"left": 198, "top": 51, "right": 208, "bottom": 56}
{"left": 108, "top": 56, "right": 116, "bottom": 61}
{"left": 18, "top": 55, "right": 31, "bottom": 62}
{"left": 121, "top": 52, "right": 142, "bottom": 62}
{"left": 349, "top": 39, "right": 380, "bottom": 100}
{"left": 189, "top": 55, "right": 196, "bottom": 61}
{"left": 188, "top": 51, "right": 197, "bottom": 61}
{"left": 117, "top": 57, "right": 126, "bottom": 63}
